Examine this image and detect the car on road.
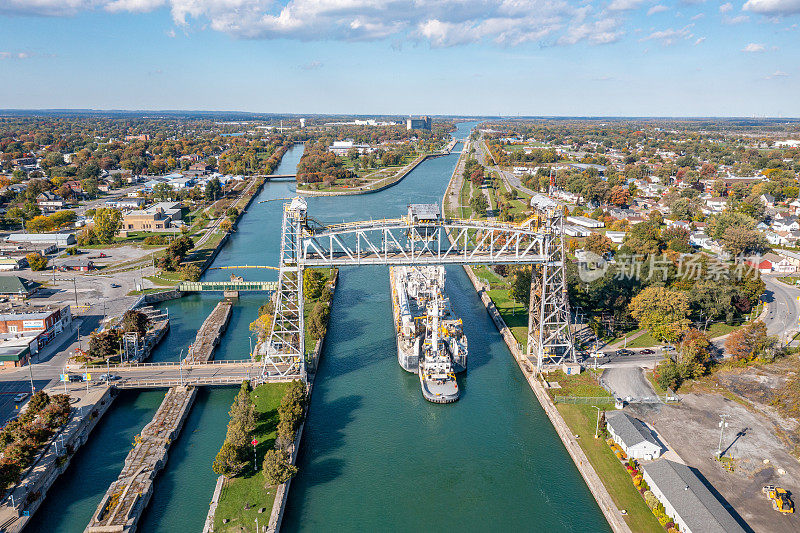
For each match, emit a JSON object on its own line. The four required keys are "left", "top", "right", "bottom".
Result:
{"left": 68, "top": 374, "right": 84, "bottom": 382}
{"left": 590, "top": 351, "right": 605, "bottom": 358}
{"left": 639, "top": 348, "right": 655, "bottom": 355}
{"left": 98, "top": 373, "right": 120, "bottom": 381}
{"left": 662, "top": 345, "right": 675, "bottom": 352}
{"left": 110, "top": 283, "right": 120, "bottom": 288}
{"left": 13, "top": 393, "right": 28, "bottom": 402}
{"left": 616, "top": 349, "right": 634, "bottom": 356}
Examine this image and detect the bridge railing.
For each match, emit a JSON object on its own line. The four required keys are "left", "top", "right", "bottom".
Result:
{"left": 100, "top": 359, "right": 255, "bottom": 370}
{"left": 116, "top": 375, "right": 293, "bottom": 388}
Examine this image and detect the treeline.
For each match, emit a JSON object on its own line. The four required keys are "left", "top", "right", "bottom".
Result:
{"left": 0, "top": 391, "right": 72, "bottom": 488}
{"left": 262, "top": 380, "right": 306, "bottom": 486}
{"left": 296, "top": 141, "right": 355, "bottom": 186}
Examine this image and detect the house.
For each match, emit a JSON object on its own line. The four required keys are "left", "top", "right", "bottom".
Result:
{"left": 567, "top": 216, "right": 604, "bottom": 228}
{"left": 746, "top": 257, "right": 773, "bottom": 274}
{"left": 121, "top": 202, "right": 184, "bottom": 232}
{"left": 605, "top": 412, "right": 662, "bottom": 460}
{"left": 36, "top": 191, "right": 66, "bottom": 212}
{"left": 0, "top": 276, "right": 40, "bottom": 299}
{"left": 105, "top": 197, "right": 146, "bottom": 210}
{"left": 641, "top": 459, "right": 746, "bottom": 533}
{"left": 58, "top": 258, "right": 94, "bottom": 272}
{"left": 772, "top": 216, "right": 799, "bottom": 232}
{"left": 185, "top": 162, "right": 213, "bottom": 176}
{"left": 605, "top": 231, "right": 626, "bottom": 244}
{"left": 788, "top": 199, "right": 800, "bottom": 214}
{"left": 765, "top": 231, "right": 791, "bottom": 247}
{"left": 763, "top": 252, "right": 796, "bottom": 273}
{"left": 760, "top": 193, "right": 775, "bottom": 207}
{"left": 0, "top": 304, "right": 72, "bottom": 366}
{"left": 689, "top": 232, "right": 712, "bottom": 248}
{"left": 705, "top": 197, "right": 727, "bottom": 212}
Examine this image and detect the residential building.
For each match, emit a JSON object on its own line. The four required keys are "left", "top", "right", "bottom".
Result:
{"left": 641, "top": 459, "right": 746, "bottom": 533}
{"left": 705, "top": 197, "right": 727, "bottom": 212}
{"left": 36, "top": 191, "right": 66, "bottom": 212}
{"left": 759, "top": 193, "right": 775, "bottom": 207}
{"left": 605, "top": 412, "right": 662, "bottom": 460}
{"left": 567, "top": 216, "right": 604, "bottom": 228}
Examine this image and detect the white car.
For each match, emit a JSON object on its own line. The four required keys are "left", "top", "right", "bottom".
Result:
{"left": 590, "top": 351, "right": 605, "bottom": 358}
{"left": 13, "top": 393, "right": 28, "bottom": 402}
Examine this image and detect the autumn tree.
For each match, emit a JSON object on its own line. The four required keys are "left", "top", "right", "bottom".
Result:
{"left": 584, "top": 233, "right": 612, "bottom": 257}
{"left": 262, "top": 448, "right": 297, "bottom": 486}
{"left": 629, "top": 286, "right": 690, "bottom": 343}
{"left": 725, "top": 320, "right": 776, "bottom": 361}
{"left": 609, "top": 185, "right": 630, "bottom": 207}
{"left": 620, "top": 221, "right": 662, "bottom": 256}
{"left": 26, "top": 253, "right": 48, "bottom": 271}
{"left": 676, "top": 328, "right": 711, "bottom": 379}
{"left": 121, "top": 310, "right": 150, "bottom": 337}
{"left": 92, "top": 208, "right": 123, "bottom": 244}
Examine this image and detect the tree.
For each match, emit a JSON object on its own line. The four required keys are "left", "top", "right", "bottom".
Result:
{"left": 725, "top": 320, "right": 776, "bottom": 361}
{"left": 585, "top": 233, "right": 612, "bottom": 257}
{"left": 621, "top": 221, "right": 662, "bottom": 256}
{"left": 307, "top": 302, "right": 330, "bottom": 340}
{"left": 676, "top": 328, "right": 711, "bottom": 379}
{"left": 26, "top": 253, "right": 48, "bottom": 271}
{"left": 212, "top": 441, "right": 245, "bottom": 477}
{"left": 303, "top": 269, "right": 326, "bottom": 300}
{"left": 609, "top": 185, "right": 630, "bottom": 207}
{"left": 49, "top": 210, "right": 77, "bottom": 228}
{"left": 121, "top": 310, "right": 150, "bottom": 337}
{"left": 262, "top": 448, "right": 297, "bottom": 486}
{"left": 720, "top": 226, "right": 768, "bottom": 257}
{"left": 205, "top": 178, "right": 222, "bottom": 202}
{"left": 93, "top": 208, "right": 123, "bottom": 244}
{"left": 470, "top": 194, "right": 488, "bottom": 214}
{"left": 629, "top": 286, "right": 690, "bottom": 343}
{"left": 87, "top": 331, "right": 120, "bottom": 361}
{"left": 26, "top": 215, "right": 55, "bottom": 233}
{"left": 662, "top": 226, "right": 692, "bottom": 253}
{"left": 510, "top": 267, "right": 532, "bottom": 306}
{"left": 152, "top": 182, "right": 174, "bottom": 201}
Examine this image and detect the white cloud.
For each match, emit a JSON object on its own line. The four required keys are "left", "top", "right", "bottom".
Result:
{"left": 719, "top": 2, "right": 733, "bottom": 12}
{"left": 744, "top": 0, "right": 800, "bottom": 15}
{"left": 640, "top": 25, "right": 694, "bottom": 45}
{"left": 694, "top": 36, "right": 706, "bottom": 44}
{"left": 0, "top": 1, "right": 626, "bottom": 48}
{"left": 647, "top": 4, "right": 669, "bottom": 15}
{"left": 742, "top": 42, "right": 767, "bottom": 51}
{"left": 0, "top": 51, "right": 35, "bottom": 59}
{"left": 690, "top": 12, "right": 705, "bottom": 19}
{"left": 766, "top": 70, "right": 789, "bottom": 78}
{"left": 608, "top": 0, "right": 643, "bottom": 10}
{"left": 723, "top": 14, "right": 750, "bottom": 23}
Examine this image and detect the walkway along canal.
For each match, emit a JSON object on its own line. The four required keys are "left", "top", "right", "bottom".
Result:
{"left": 26, "top": 133, "right": 610, "bottom": 532}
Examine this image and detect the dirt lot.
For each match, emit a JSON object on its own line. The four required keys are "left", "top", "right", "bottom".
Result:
{"left": 632, "top": 392, "right": 800, "bottom": 533}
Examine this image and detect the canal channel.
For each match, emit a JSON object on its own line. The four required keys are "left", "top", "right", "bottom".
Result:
{"left": 27, "top": 126, "right": 609, "bottom": 532}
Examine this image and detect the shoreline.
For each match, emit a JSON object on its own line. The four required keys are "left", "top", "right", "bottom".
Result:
{"left": 441, "top": 152, "right": 632, "bottom": 533}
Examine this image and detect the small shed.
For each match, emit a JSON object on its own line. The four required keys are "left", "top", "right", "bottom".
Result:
{"left": 606, "top": 412, "right": 662, "bottom": 460}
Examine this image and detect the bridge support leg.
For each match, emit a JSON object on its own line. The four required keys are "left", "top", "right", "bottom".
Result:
{"left": 527, "top": 212, "right": 575, "bottom": 373}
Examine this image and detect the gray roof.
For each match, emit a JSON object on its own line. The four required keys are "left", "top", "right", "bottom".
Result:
{"left": 408, "top": 204, "right": 440, "bottom": 220}
{"left": 642, "top": 459, "right": 746, "bottom": 533}
{"left": 607, "top": 412, "right": 660, "bottom": 449}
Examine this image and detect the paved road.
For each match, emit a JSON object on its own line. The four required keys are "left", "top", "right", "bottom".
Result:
{"left": 473, "top": 136, "right": 538, "bottom": 197}
{"left": 761, "top": 275, "right": 800, "bottom": 339}
{"left": 600, "top": 367, "right": 660, "bottom": 401}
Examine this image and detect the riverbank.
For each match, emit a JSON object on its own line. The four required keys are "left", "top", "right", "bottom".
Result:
{"left": 440, "top": 160, "right": 632, "bottom": 533}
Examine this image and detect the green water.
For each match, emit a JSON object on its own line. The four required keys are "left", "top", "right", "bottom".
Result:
{"left": 30, "top": 127, "right": 610, "bottom": 532}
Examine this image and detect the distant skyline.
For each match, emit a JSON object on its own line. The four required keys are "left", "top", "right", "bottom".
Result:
{"left": 1, "top": 0, "right": 798, "bottom": 117}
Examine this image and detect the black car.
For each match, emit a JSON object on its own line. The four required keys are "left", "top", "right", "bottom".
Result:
{"left": 640, "top": 348, "right": 655, "bottom": 355}
{"left": 68, "top": 374, "right": 84, "bottom": 382}
{"left": 616, "top": 349, "right": 634, "bottom": 356}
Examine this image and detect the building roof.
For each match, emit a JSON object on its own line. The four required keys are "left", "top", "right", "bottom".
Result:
{"left": 642, "top": 459, "right": 746, "bottom": 533}
{"left": 0, "top": 276, "right": 40, "bottom": 295}
{"left": 607, "top": 412, "right": 660, "bottom": 449}
{"left": 408, "top": 204, "right": 440, "bottom": 220}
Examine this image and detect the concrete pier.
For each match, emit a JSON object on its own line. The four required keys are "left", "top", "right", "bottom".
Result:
{"left": 85, "top": 299, "right": 233, "bottom": 533}
{"left": 85, "top": 386, "right": 197, "bottom": 533}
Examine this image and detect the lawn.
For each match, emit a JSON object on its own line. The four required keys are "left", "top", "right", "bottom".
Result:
{"left": 213, "top": 382, "right": 290, "bottom": 533}
{"left": 547, "top": 369, "right": 612, "bottom": 398}
{"left": 705, "top": 322, "right": 740, "bottom": 339}
{"left": 487, "top": 288, "right": 528, "bottom": 347}
{"left": 626, "top": 331, "right": 659, "bottom": 348}
{"left": 557, "top": 404, "right": 663, "bottom": 533}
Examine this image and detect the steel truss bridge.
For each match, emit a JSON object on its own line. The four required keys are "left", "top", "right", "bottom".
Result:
{"left": 177, "top": 280, "right": 278, "bottom": 292}
{"left": 261, "top": 197, "right": 575, "bottom": 381}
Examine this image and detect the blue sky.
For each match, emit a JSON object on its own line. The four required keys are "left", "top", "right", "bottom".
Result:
{"left": 0, "top": 0, "right": 798, "bottom": 116}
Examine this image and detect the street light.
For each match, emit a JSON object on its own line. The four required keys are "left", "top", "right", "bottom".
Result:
{"left": 716, "top": 414, "right": 730, "bottom": 458}
{"left": 592, "top": 405, "right": 602, "bottom": 439}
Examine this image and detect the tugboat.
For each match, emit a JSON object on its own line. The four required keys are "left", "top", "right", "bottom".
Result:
{"left": 390, "top": 264, "right": 467, "bottom": 403}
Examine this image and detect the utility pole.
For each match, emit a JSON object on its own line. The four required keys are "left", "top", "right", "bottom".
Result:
{"left": 28, "top": 355, "right": 35, "bottom": 394}
{"left": 71, "top": 278, "right": 82, "bottom": 351}
{"left": 592, "top": 405, "right": 602, "bottom": 439}
{"left": 716, "top": 414, "right": 730, "bottom": 458}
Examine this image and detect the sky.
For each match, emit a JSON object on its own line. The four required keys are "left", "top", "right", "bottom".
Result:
{"left": 0, "top": 0, "right": 798, "bottom": 117}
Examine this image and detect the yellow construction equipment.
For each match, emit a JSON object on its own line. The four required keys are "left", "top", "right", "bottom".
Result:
{"left": 763, "top": 485, "right": 794, "bottom": 513}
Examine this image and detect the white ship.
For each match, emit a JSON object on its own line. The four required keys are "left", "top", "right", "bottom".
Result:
{"left": 390, "top": 265, "right": 467, "bottom": 403}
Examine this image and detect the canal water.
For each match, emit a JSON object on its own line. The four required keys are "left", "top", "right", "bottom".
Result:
{"left": 29, "top": 126, "right": 610, "bottom": 532}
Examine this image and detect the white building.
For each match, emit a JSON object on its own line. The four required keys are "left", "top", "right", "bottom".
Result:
{"left": 328, "top": 140, "right": 370, "bottom": 156}
{"left": 567, "top": 216, "right": 604, "bottom": 228}
{"left": 605, "top": 231, "right": 626, "bottom": 244}
{"left": 641, "top": 459, "right": 746, "bottom": 533}
{"left": 606, "top": 412, "right": 662, "bottom": 460}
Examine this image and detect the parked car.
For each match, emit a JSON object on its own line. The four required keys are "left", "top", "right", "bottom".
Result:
{"left": 640, "top": 348, "right": 655, "bottom": 355}
{"left": 110, "top": 283, "right": 120, "bottom": 288}
{"left": 98, "top": 373, "right": 120, "bottom": 381}
{"left": 590, "top": 351, "right": 605, "bottom": 358}
{"left": 662, "top": 345, "right": 675, "bottom": 352}
{"left": 13, "top": 393, "right": 28, "bottom": 402}
{"left": 616, "top": 349, "right": 634, "bottom": 356}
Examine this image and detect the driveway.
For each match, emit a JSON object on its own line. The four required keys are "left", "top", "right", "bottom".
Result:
{"left": 600, "top": 366, "right": 660, "bottom": 402}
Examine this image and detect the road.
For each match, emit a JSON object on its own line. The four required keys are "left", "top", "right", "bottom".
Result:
{"left": 761, "top": 275, "right": 800, "bottom": 339}
{"left": 473, "top": 136, "right": 538, "bottom": 197}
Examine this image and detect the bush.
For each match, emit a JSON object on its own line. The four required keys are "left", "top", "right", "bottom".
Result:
{"left": 143, "top": 235, "right": 168, "bottom": 245}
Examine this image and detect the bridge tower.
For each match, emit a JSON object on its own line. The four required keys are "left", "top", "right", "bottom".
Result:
{"left": 527, "top": 208, "right": 575, "bottom": 371}
{"left": 262, "top": 197, "right": 307, "bottom": 381}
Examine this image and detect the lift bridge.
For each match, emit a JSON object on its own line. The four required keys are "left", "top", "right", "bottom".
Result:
{"left": 261, "top": 197, "right": 575, "bottom": 381}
